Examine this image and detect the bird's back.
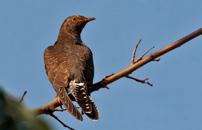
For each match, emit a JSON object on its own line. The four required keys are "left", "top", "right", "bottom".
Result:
{"left": 44, "top": 41, "right": 98, "bottom": 120}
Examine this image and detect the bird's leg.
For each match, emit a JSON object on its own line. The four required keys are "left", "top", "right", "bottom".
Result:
{"left": 55, "top": 96, "right": 64, "bottom": 110}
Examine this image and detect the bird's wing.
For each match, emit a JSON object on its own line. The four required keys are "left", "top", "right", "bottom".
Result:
{"left": 44, "top": 46, "right": 83, "bottom": 121}
{"left": 83, "top": 49, "right": 94, "bottom": 85}
{"left": 76, "top": 46, "right": 99, "bottom": 120}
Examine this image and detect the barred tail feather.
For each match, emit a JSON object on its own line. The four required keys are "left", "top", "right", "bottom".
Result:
{"left": 57, "top": 87, "right": 83, "bottom": 121}
{"left": 70, "top": 81, "right": 99, "bottom": 120}
{"left": 84, "top": 102, "right": 99, "bottom": 120}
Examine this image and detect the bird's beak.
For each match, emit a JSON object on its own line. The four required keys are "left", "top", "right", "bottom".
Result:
{"left": 85, "top": 17, "right": 96, "bottom": 22}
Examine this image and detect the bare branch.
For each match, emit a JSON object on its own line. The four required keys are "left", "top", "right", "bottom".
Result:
{"left": 19, "top": 90, "right": 27, "bottom": 103}
{"left": 30, "top": 97, "right": 74, "bottom": 129}
{"left": 49, "top": 113, "right": 74, "bottom": 130}
{"left": 125, "top": 75, "right": 153, "bottom": 86}
{"left": 31, "top": 97, "right": 61, "bottom": 115}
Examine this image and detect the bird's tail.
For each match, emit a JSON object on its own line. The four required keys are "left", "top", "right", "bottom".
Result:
{"left": 57, "top": 87, "right": 83, "bottom": 121}
{"left": 80, "top": 100, "right": 99, "bottom": 120}
{"left": 70, "top": 81, "right": 99, "bottom": 120}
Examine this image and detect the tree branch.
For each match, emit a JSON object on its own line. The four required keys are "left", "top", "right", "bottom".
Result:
{"left": 31, "top": 97, "right": 61, "bottom": 115}
{"left": 31, "top": 28, "right": 202, "bottom": 118}
{"left": 90, "top": 28, "right": 202, "bottom": 92}
{"left": 49, "top": 113, "right": 74, "bottom": 130}
{"left": 125, "top": 75, "right": 153, "bottom": 86}
{"left": 19, "top": 90, "right": 27, "bottom": 103}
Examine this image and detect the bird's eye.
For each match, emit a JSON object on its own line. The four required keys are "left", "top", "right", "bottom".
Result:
{"left": 72, "top": 17, "right": 76, "bottom": 21}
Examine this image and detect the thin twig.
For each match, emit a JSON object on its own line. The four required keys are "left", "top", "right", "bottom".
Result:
{"left": 125, "top": 75, "right": 153, "bottom": 86}
{"left": 136, "top": 46, "right": 155, "bottom": 63}
{"left": 55, "top": 108, "right": 67, "bottom": 112}
{"left": 105, "top": 73, "right": 114, "bottom": 78}
{"left": 19, "top": 90, "right": 27, "bottom": 103}
{"left": 49, "top": 113, "right": 74, "bottom": 130}
{"left": 132, "top": 39, "right": 141, "bottom": 64}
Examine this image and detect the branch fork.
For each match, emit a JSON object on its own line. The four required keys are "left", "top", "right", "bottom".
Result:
{"left": 131, "top": 39, "right": 156, "bottom": 65}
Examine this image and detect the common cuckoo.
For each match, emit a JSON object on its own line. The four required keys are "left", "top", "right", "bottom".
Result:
{"left": 44, "top": 15, "right": 98, "bottom": 121}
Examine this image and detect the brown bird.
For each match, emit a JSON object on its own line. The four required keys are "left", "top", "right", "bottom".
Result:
{"left": 44, "top": 15, "right": 98, "bottom": 121}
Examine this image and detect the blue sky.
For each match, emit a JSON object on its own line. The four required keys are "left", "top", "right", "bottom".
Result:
{"left": 0, "top": 0, "right": 202, "bottom": 130}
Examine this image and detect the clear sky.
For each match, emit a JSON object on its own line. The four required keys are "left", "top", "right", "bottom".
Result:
{"left": 0, "top": 0, "right": 202, "bottom": 130}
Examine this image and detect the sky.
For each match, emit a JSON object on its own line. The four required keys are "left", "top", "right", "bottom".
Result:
{"left": 0, "top": 0, "right": 202, "bottom": 130}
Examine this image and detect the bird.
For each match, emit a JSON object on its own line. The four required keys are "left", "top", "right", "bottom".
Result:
{"left": 44, "top": 15, "right": 99, "bottom": 121}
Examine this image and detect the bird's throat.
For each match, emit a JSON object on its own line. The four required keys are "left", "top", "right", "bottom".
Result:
{"left": 57, "top": 30, "right": 82, "bottom": 44}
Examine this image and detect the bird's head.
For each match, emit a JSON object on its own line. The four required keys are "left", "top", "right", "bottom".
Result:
{"left": 60, "top": 15, "right": 95, "bottom": 37}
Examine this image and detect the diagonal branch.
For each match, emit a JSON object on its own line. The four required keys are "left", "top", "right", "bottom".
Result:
{"left": 31, "top": 28, "right": 202, "bottom": 117}
{"left": 49, "top": 113, "right": 74, "bottom": 130}
{"left": 19, "top": 90, "right": 27, "bottom": 103}
{"left": 90, "top": 28, "right": 202, "bottom": 92}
